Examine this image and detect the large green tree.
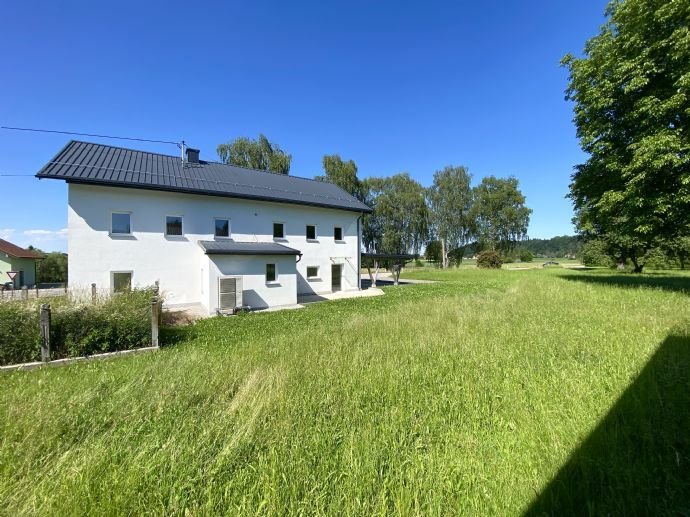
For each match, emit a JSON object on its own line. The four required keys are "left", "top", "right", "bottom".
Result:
{"left": 563, "top": 0, "right": 690, "bottom": 272}
{"left": 362, "top": 174, "right": 429, "bottom": 255}
{"left": 472, "top": 176, "right": 531, "bottom": 252}
{"left": 427, "top": 165, "right": 474, "bottom": 268}
{"left": 216, "top": 134, "right": 291, "bottom": 174}
{"left": 315, "top": 154, "right": 363, "bottom": 200}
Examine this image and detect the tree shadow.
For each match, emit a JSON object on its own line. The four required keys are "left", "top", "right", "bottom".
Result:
{"left": 524, "top": 332, "right": 690, "bottom": 516}
{"left": 561, "top": 272, "right": 690, "bottom": 296}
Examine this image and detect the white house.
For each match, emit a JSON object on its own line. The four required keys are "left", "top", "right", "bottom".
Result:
{"left": 36, "top": 141, "right": 371, "bottom": 314}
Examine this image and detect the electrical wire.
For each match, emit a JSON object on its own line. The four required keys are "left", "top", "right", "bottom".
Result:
{"left": 0, "top": 126, "right": 181, "bottom": 146}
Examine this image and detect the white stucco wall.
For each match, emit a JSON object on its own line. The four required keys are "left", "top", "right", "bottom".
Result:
{"left": 67, "top": 184, "right": 362, "bottom": 308}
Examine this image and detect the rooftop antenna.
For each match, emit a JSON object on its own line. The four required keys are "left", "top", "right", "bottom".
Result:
{"left": 178, "top": 140, "right": 186, "bottom": 166}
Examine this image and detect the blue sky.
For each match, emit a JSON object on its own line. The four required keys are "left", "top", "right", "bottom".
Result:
{"left": 0, "top": 1, "right": 607, "bottom": 252}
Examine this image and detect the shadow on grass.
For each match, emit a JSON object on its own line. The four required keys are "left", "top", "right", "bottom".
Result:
{"left": 561, "top": 272, "right": 690, "bottom": 296}
{"left": 160, "top": 325, "right": 198, "bottom": 348}
{"left": 524, "top": 332, "right": 690, "bottom": 516}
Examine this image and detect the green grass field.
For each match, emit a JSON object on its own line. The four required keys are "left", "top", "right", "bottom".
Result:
{"left": 1, "top": 269, "right": 689, "bottom": 515}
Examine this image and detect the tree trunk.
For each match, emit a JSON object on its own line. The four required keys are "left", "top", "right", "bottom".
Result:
{"left": 630, "top": 256, "right": 644, "bottom": 273}
{"left": 441, "top": 238, "right": 447, "bottom": 269}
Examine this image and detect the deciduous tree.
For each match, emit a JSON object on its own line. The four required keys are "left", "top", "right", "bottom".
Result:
{"left": 316, "top": 154, "right": 363, "bottom": 200}
{"left": 216, "top": 134, "right": 291, "bottom": 174}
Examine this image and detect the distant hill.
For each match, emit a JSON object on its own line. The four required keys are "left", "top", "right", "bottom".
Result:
{"left": 522, "top": 235, "right": 582, "bottom": 258}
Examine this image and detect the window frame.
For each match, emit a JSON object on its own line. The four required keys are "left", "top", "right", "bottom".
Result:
{"left": 334, "top": 226, "right": 344, "bottom": 242}
{"left": 214, "top": 217, "right": 231, "bottom": 239}
{"left": 165, "top": 215, "right": 184, "bottom": 237}
{"left": 306, "top": 224, "right": 318, "bottom": 241}
{"left": 306, "top": 266, "right": 320, "bottom": 280}
{"left": 265, "top": 263, "right": 278, "bottom": 284}
{"left": 110, "top": 211, "right": 132, "bottom": 236}
{"left": 111, "top": 270, "right": 133, "bottom": 293}
{"left": 273, "top": 222, "right": 286, "bottom": 240}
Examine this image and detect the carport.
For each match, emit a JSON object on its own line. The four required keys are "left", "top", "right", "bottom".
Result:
{"left": 361, "top": 253, "right": 415, "bottom": 287}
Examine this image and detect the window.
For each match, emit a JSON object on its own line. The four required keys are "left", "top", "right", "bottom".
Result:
{"left": 307, "top": 266, "right": 319, "bottom": 279}
{"left": 273, "top": 222, "right": 285, "bottom": 239}
{"left": 266, "top": 263, "right": 277, "bottom": 283}
{"left": 334, "top": 226, "right": 343, "bottom": 241}
{"left": 215, "top": 218, "right": 230, "bottom": 238}
{"left": 111, "top": 212, "right": 131, "bottom": 235}
{"left": 166, "top": 216, "right": 183, "bottom": 236}
{"left": 112, "top": 272, "right": 132, "bottom": 293}
{"left": 306, "top": 224, "right": 317, "bottom": 240}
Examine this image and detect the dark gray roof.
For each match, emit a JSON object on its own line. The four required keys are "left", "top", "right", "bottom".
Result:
{"left": 198, "top": 241, "right": 302, "bottom": 256}
{"left": 36, "top": 140, "right": 372, "bottom": 213}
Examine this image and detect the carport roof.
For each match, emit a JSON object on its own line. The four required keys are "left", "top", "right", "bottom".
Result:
{"left": 198, "top": 241, "right": 302, "bottom": 256}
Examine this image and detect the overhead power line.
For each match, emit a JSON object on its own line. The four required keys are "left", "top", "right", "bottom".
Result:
{"left": 0, "top": 126, "right": 181, "bottom": 146}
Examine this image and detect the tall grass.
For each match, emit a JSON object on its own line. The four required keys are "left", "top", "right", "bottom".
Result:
{"left": 0, "top": 269, "right": 688, "bottom": 514}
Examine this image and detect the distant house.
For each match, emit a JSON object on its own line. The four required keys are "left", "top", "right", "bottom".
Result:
{"left": 36, "top": 140, "right": 371, "bottom": 313}
{"left": 0, "top": 239, "right": 44, "bottom": 288}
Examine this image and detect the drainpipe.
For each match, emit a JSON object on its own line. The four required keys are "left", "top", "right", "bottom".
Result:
{"left": 357, "top": 213, "right": 363, "bottom": 290}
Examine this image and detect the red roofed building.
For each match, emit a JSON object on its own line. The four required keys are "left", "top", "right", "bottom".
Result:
{"left": 0, "top": 239, "right": 44, "bottom": 288}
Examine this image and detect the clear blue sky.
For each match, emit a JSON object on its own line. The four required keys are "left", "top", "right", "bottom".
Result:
{"left": 0, "top": 0, "right": 607, "bottom": 252}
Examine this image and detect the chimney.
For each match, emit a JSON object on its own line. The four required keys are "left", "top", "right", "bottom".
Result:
{"left": 186, "top": 148, "right": 200, "bottom": 164}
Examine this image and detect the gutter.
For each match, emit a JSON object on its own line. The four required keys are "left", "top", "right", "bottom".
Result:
{"left": 357, "top": 213, "right": 364, "bottom": 290}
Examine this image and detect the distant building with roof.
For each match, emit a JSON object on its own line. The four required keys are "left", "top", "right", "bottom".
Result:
{"left": 0, "top": 239, "right": 44, "bottom": 288}
{"left": 36, "top": 140, "right": 371, "bottom": 313}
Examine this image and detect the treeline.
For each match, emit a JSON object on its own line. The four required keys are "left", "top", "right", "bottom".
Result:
{"left": 215, "top": 136, "right": 532, "bottom": 268}
{"left": 521, "top": 236, "right": 581, "bottom": 258}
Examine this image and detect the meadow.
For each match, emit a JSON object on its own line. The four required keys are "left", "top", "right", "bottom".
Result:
{"left": 1, "top": 268, "right": 688, "bottom": 515}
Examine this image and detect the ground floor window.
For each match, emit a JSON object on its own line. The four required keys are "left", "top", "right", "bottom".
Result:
{"left": 307, "top": 266, "right": 319, "bottom": 279}
{"left": 112, "top": 271, "right": 132, "bottom": 293}
{"left": 266, "top": 263, "right": 277, "bottom": 283}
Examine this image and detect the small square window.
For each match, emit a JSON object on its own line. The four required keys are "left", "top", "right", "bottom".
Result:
{"left": 306, "top": 225, "right": 317, "bottom": 240}
{"left": 166, "top": 216, "right": 183, "bottom": 236}
{"left": 273, "top": 222, "right": 285, "bottom": 239}
{"left": 334, "top": 226, "right": 343, "bottom": 241}
{"left": 112, "top": 272, "right": 132, "bottom": 293}
{"left": 307, "top": 266, "right": 319, "bottom": 279}
{"left": 215, "top": 218, "right": 230, "bottom": 238}
{"left": 266, "top": 263, "right": 277, "bottom": 283}
{"left": 111, "top": 213, "right": 131, "bottom": 235}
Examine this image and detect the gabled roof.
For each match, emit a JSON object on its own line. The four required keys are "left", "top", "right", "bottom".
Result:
{"left": 0, "top": 239, "right": 44, "bottom": 259}
{"left": 36, "top": 140, "right": 372, "bottom": 213}
{"left": 198, "top": 241, "right": 301, "bottom": 256}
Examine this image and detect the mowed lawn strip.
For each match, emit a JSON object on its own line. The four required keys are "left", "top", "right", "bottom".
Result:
{"left": 1, "top": 269, "right": 688, "bottom": 515}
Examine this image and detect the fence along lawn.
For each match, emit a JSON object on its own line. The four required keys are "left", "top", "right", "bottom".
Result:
{"left": 1, "top": 268, "right": 689, "bottom": 515}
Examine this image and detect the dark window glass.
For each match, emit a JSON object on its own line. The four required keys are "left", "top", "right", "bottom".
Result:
{"left": 334, "top": 227, "right": 343, "bottom": 241}
{"left": 111, "top": 213, "right": 131, "bottom": 234}
{"left": 215, "top": 219, "right": 230, "bottom": 237}
{"left": 307, "top": 266, "right": 319, "bottom": 278}
{"left": 266, "top": 263, "right": 277, "bottom": 282}
{"left": 306, "top": 225, "right": 316, "bottom": 240}
{"left": 166, "top": 216, "right": 183, "bottom": 236}
{"left": 113, "top": 272, "right": 132, "bottom": 293}
{"left": 273, "top": 223, "right": 284, "bottom": 239}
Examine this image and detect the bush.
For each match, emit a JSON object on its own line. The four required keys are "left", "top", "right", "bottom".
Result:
{"left": 581, "top": 240, "right": 615, "bottom": 267}
{"left": 0, "top": 303, "right": 41, "bottom": 365}
{"left": 519, "top": 249, "right": 534, "bottom": 263}
{"left": 0, "top": 288, "right": 155, "bottom": 366}
{"left": 644, "top": 247, "right": 676, "bottom": 270}
{"left": 477, "top": 250, "right": 503, "bottom": 269}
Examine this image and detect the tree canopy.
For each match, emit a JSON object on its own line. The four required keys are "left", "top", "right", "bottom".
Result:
{"left": 216, "top": 134, "right": 292, "bottom": 174}
{"left": 563, "top": 0, "right": 690, "bottom": 271}
{"left": 427, "top": 165, "right": 474, "bottom": 268}
{"left": 472, "top": 176, "right": 531, "bottom": 251}
{"left": 362, "top": 174, "right": 429, "bottom": 255}
{"left": 316, "top": 154, "right": 363, "bottom": 200}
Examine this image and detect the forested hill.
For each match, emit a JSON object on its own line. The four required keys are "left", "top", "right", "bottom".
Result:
{"left": 522, "top": 235, "right": 581, "bottom": 258}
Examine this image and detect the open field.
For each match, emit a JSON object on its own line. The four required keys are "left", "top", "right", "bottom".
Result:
{"left": 1, "top": 269, "right": 689, "bottom": 515}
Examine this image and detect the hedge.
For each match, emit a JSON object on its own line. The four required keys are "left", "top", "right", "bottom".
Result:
{"left": 0, "top": 288, "right": 155, "bottom": 366}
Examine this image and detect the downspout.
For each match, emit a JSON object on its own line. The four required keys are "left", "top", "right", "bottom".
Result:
{"left": 357, "top": 213, "right": 363, "bottom": 290}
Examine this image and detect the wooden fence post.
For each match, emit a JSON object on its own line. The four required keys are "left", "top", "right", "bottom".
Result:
{"left": 22, "top": 285, "right": 28, "bottom": 300}
{"left": 151, "top": 294, "right": 160, "bottom": 348}
{"left": 35, "top": 283, "right": 39, "bottom": 298}
{"left": 40, "top": 304, "right": 51, "bottom": 362}
{"left": 91, "top": 283, "right": 97, "bottom": 303}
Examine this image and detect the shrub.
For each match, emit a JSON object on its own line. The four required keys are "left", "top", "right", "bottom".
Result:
{"left": 0, "top": 287, "right": 156, "bottom": 366}
{"left": 519, "top": 249, "right": 534, "bottom": 263}
{"left": 477, "top": 250, "right": 503, "bottom": 269}
{"left": 644, "top": 247, "right": 676, "bottom": 270}
{"left": 0, "top": 302, "right": 41, "bottom": 365}
{"left": 581, "top": 240, "right": 615, "bottom": 267}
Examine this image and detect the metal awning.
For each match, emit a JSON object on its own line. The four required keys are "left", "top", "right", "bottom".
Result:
{"left": 199, "top": 241, "right": 302, "bottom": 256}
